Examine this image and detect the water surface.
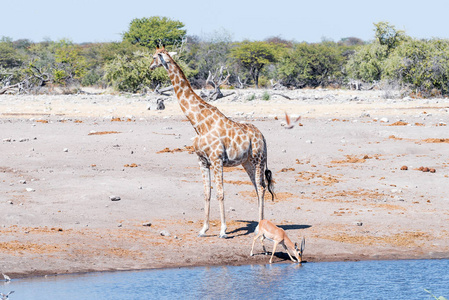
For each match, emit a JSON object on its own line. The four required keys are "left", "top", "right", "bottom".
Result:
{"left": 2, "top": 259, "right": 448, "bottom": 299}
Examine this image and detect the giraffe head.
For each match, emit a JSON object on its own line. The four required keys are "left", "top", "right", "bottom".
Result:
{"left": 150, "top": 45, "right": 177, "bottom": 71}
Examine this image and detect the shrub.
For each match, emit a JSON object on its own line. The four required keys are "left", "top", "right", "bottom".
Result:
{"left": 383, "top": 39, "right": 449, "bottom": 95}
{"left": 277, "top": 42, "right": 345, "bottom": 88}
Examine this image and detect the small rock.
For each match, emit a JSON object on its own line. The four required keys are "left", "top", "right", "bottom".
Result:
{"left": 360, "top": 112, "right": 370, "bottom": 118}
{"left": 26, "top": 188, "right": 35, "bottom": 192}
{"left": 160, "top": 230, "right": 171, "bottom": 237}
{"left": 63, "top": 148, "right": 69, "bottom": 152}
{"left": 400, "top": 165, "right": 408, "bottom": 170}
{"left": 355, "top": 222, "right": 363, "bottom": 226}
{"left": 19, "top": 180, "right": 26, "bottom": 184}
{"left": 429, "top": 168, "right": 436, "bottom": 173}
{"left": 380, "top": 117, "right": 389, "bottom": 123}
{"left": 109, "top": 195, "right": 121, "bottom": 201}
{"left": 142, "top": 222, "right": 152, "bottom": 227}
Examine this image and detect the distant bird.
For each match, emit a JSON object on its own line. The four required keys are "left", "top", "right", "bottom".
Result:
{"left": 284, "top": 112, "right": 302, "bottom": 129}
{"left": 0, "top": 291, "right": 14, "bottom": 300}
{"left": 1, "top": 273, "right": 10, "bottom": 282}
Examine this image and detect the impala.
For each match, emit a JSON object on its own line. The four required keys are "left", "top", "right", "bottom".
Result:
{"left": 250, "top": 219, "right": 305, "bottom": 264}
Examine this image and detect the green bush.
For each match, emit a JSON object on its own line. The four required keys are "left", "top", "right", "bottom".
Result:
{"left": 277, "top": 42, "right": 345, "bottom": 88}
{"left": 262, "top": 91, "right": 270, "bottom": 100}
{"left": 346, "top": 43, "right": 389, "bottom": 82}
{"left": 383, "top": 39, "right": 449, "bottom": 95}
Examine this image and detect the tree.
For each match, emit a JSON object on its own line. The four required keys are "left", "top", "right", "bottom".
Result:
{"left": 53, "top": 39, "right": 87, "bottom": 84}
{"left": 123, "top": 16, "right": 186, "bottom": 49}
{"left": 184, "top": 29, "right": 233, "bottom": 87}
{"left": 231, "top": 41, "right": 277, "bottom": 88}
{"left": 383, "top": 38, "right": 449, "bottom": 95}
{"left": 277, "top": 42, "right": 345, "bottom": 88}
{"left": 104, "top": 50, "right": 196, "bottom": 92}
{"left": 345, "top": 42, "right": 389, "bottom": 82}
{"left": 373, "top": 21, "right": 407, "bottom": 54}
{"left": 0, "top": 37, "right": 25, "bottom": 68}
{"left": 345, "top": 22, "right": 408, "bottom": 83}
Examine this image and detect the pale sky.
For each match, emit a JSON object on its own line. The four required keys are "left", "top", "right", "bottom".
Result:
{"left": 2, "top": 0, "right": 449, "bottom": 43}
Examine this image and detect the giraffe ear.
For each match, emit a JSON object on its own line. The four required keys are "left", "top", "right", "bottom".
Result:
{"left": 168, "top": 52, "right": 177, "bottom": 57}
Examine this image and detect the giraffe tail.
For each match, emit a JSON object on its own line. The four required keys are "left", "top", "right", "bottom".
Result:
{"left": 265, "top": 168, "right": 275, "bottom": 201}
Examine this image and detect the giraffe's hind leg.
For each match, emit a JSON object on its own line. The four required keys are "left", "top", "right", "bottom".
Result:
{"left": 243, "top": 159, "right": 266, "bottom": 222}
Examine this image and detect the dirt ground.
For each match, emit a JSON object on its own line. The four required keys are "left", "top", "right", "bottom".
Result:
{"left": 1, "top": 88, "right": 449, "bottom": 278}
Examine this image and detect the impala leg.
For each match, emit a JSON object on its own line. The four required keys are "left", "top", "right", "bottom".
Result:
{"left": 250, "top": 231, "right": 263, "bottom": 256}
{"left": 282, "top": 243, "right": 297, "bottom": 262}
{"left": 269, "top": 241, "right": 279, "bottom": 264}
{"left": 260, "top": 235, "right": 268, "bottom": 254}
{"left": 198, "top": 159, "right": 211, "bottom": 237}
{"left": 212, "top": 161, "right": 227, "bottom": 238}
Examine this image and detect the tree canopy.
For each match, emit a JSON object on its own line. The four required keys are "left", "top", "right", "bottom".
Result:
{"left": 122, "top": 16, "right": 186, "bottom": 49}
{"left": 231, "top": 41, "right": 278, "bottom": 88}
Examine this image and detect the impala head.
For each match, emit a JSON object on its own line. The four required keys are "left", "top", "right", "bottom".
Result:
{"left": 294, "top": 237, "right": 306, "bottom": 263}
{"left": 150, "top": 45, "right": 177, "bottom": 71}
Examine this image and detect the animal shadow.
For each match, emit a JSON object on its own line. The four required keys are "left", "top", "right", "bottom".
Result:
{"left": 226, "top": 220, "right": 258, "bottom": 238}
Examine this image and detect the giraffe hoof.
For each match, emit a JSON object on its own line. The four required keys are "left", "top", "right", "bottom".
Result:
{"left": 198, "top": 233, "right": 207, "bottom": 238}
{"left": 219, "top": 234, "right": 228, "bottom": 239}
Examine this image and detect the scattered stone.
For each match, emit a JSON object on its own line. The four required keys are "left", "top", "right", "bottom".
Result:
{"left": 142, "top": 222, "right": 152, "bottom": 227}
{"left": 430, "top": 168, "right": 436, "bottom": 173}
{"left": 19, "top": 180, "right": 26, "bottom": 184}
{"left": 26, "top": 188, "right": 35, "bottom": 192}
{"left": 400, "top": 165, "right": 408, "bottom": 170}
{"left": 109, "top": 195, "right": 121, "bottom": 201}
{"left": 19, "top": 138, "right": 29, "bottom": 142}
{"left": 2, "top": 138, "right": 12, "bottom": 142}
{"left": 379, "top": 117, "right": 389, "bottom": 123}
{"left": 360, "top": 112, "right": 370, "bottom": 118}
{"left": 355, "top": 222, "right": 363, "bottom": 226}
{"left": 117, "top": 223, "right": 122, "bottom": 227}
{"left": 305, "top": 140, "right": 313, "bottom": 144}
{"left": 63, "top": 148, "right": 69, "bottom": 152}
{"left": 160, "top": 230, "right": 171, "bottom": 237}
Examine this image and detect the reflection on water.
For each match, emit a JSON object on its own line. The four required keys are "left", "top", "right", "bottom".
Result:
{"left": 2, "top": 259, "right": 448, "bottom": 299}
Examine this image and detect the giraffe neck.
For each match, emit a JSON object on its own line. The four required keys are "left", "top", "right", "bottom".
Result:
{"left": 165, "top": 61, "right": 225, "bottom": 134}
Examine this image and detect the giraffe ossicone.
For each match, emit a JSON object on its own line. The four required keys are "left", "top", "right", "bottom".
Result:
{"left": 150, "top": 46, "right": 275, "bottom": 238}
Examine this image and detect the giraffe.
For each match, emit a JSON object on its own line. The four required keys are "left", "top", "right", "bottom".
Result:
{"left": 150, "top": 46, "right": 274, "bottom": 238}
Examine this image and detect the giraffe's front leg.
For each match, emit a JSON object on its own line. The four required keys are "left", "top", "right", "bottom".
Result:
{"left": 198, "top": 158, "right": 211, "bottom": 237}
{"left": 212, "top": 161, "right": 227, "bottom": 238}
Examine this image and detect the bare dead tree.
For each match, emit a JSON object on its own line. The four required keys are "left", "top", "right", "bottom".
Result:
{"left": 236, "top": 75, "right": 245, "bottom": 89}
{"left": 153, "top": 83, "right": 174, "bottom": 96}
{"left": 200, "top": 66, "right": 233, "bottom": 101}
{"left": 0, "top": 65, "right": 51, "bottom": 94}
